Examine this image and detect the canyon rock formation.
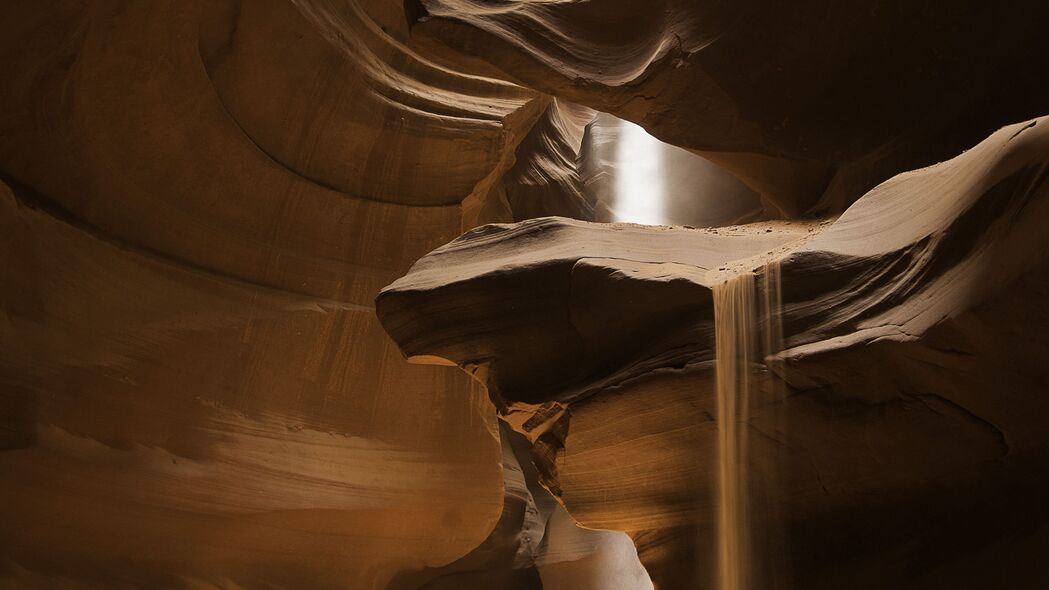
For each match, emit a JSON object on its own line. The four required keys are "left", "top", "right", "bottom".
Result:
{"left": 2, "top": 0, "right": 1048, "bottom": 588}
{"left": 410, "top": 0, "right": 1049, "bottom": 216}
{"left": 0, "top": 0, "right": 570, "bottom": 587}
{"left": 378, "top": 117, "right": 1049, "bottom": 588}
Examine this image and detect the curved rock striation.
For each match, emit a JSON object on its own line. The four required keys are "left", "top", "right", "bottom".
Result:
{"left": 473, "top": 98, "right": 598, "bottom": 226}
{"left": 4, "top": 0, "right": 1048, "bottom": 587}
{"left": 0, "top": 0, "right": 595, "bottom": 587}
{"left": 0, "top": 177, "right": 503, "bottom": 588}
{"left": 378, "top": 215, "right": 816, "bottom": 406}
{"left": 378, "top": 117, "right": 1049, "bottom": 588}
{"left": 407, "top": 0, "right": 1049, "bottom": 216}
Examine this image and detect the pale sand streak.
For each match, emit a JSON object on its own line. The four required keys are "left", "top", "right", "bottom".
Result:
{"left": 713, "top": 273, "right": 756, "bottom": 590}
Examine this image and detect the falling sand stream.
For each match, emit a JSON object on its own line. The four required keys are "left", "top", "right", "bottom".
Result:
{"left": 713, "top": 273, "right": 755, "bottom": 590}
{"left": 712, "top": 259, "right": 785, "bottom": 590}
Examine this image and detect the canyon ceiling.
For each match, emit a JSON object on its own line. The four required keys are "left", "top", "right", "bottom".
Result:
{"left": 2, "top": 1, "right": 1049, "bottom": 589}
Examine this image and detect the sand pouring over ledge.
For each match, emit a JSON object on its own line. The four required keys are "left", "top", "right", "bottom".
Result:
{"left": 4, "top": 0, "right": 1049, "bottom": 586}
{"left": 378, "top": 117, "right": 1049, "bottom": 588}
{"left": 713, "top": 273, "right": 756, "bottom": 590}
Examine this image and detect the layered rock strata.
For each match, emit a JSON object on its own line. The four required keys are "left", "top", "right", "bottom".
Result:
{"left": 408, "top": 0, "right": 1049, "bottom": 216}
{"left": 378, "top": 117, "right": 1049, "bottom": 588}
{"left": 0, "top": 0, "right": 597, "bottom": 587}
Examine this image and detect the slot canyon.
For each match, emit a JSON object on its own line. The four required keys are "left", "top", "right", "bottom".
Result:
{"left": 2, "top": 1, "right": 1049, "bottom": 588}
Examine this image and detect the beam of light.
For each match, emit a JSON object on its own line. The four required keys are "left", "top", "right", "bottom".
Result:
{"left": 612, "top": 118, "right": 667, "bottom": 225}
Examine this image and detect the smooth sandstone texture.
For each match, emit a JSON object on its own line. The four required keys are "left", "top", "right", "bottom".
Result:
{"left": 4, "top": 0, "right": 1049, "bottom": 588}
{"left": 407, "top": 0, "right": 1049, "bottom": 216}
{"left": 475, "top": 98, "right": 598, "bottom": 226}
{"left": 378, "top": 117, "right": 1049, "bottom": 589}
{"left": 0, "top": 0, "right": 602, "bottom": 587}
{"left": 0, "top": 180, "right": 500, "bottom": 588}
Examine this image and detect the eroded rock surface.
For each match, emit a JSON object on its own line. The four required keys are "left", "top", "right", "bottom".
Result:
{"left": 4, "top": 0, "right": 1048, "bottom": 588}
{"left": 378, "top": 117, "right": 1049, "bottom": 588}
{"left": 0, "top": 0, "right": 596, "bottom": 587}
{"left": 408, "top": 0, "right": 1049, "bottom": 216}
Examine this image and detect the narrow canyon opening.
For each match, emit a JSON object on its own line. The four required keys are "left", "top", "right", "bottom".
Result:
{"left": 579, "top": 113, "right": 763, "bottom": 227}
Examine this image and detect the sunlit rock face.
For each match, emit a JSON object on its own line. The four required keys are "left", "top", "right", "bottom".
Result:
{"left": 407, "top": 0, "right": 1049, "bottom": 217}
{"left": 485, "top": 98, "right": 598, "bottom": 225}
{"left": 378, "top": 117, "right": 1049, "bottom": 589}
